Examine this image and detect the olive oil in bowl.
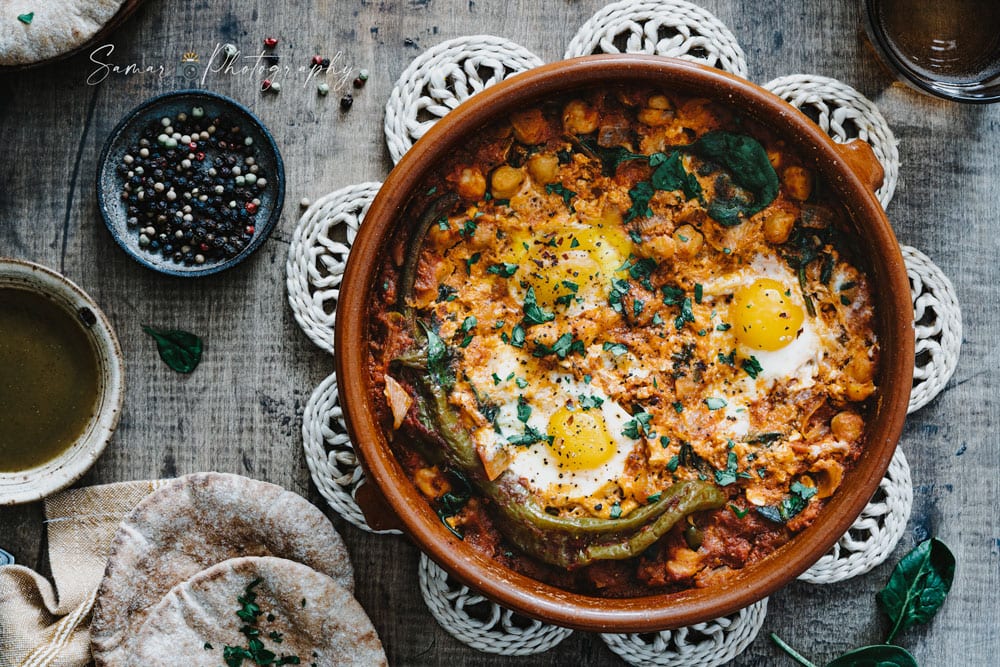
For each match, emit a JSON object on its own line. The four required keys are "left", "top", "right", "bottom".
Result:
{"left": 0, "top": 287, "right": 101, "bottom": 472}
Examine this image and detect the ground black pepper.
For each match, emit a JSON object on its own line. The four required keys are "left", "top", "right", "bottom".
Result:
{"left": 116, "top": 107, "right": 269, "bottom": 266}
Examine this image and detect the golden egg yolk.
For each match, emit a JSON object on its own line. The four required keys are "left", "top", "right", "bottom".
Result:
{"left": 546, "top": 407, "right": 616, "bottom": 470}
{"left": 507, "top": 225, "right": 633, "bottom": 309}
{"left": 732, "top": 278, "right": 804, "bottom": 351}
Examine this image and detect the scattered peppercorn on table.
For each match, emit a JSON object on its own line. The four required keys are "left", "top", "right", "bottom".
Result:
{"left": 0, "top": 1, "right": 996, "bottom": 665}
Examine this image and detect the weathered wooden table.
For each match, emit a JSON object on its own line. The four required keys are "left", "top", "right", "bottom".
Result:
{"left": 1, "top": 1, "right": 997, "bottom": 664}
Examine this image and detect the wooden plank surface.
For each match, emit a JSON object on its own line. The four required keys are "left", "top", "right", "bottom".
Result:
{"left": 1, "top": 1, "right": 997, "bottom": 664}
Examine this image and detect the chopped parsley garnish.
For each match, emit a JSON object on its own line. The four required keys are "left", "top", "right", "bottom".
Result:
{"left": 510, "top": 324, "right": 526, "bottom": 348}
{"left": 465, "top": 252, "right": 481, "bottom": 274}
{"left": 666, "top": 455, "right": 680, "bottom": 472}
{"left": 608, "top": 278, "right": 631, "bottom": 314}
{"left": 729, "top": 504, "right": 750, "bottom": 519}
{"left": 579, "top": 394, "right": 605, "bottom": 410}
{"left": 522, "top": 287, "right": 556, "bottom": 326}
{"left": 694, "top": 283, "right": 704, "bottom": 303}
{"left": 603, "top": 341, "right": 628, "bottom": 357}
{"left": 437, "top": 284, "right": 458, "bottom": 302}
{"left": 460, "top": 316, "right": 477, "bottom": 333}
{"left": 221, "top": 578, "right": 303, "bottom": 666}
{"left": 718, "top": 349, "right": 735, "bottom": 366}
{"left": 622, "top": 410, "right": 653, "bottom": 439}
{"left": 647, "top": 492, "right": 662, "bottom": 503}
{"left": 661, "top": 284, "right": 684, "bottom": 305}
{"left": 715, "top": 451, "right": 739, "bottom": 486}
{"left": 533, "top": 332, "right": 585, "bottom": 359}
{"left": 629, "top": 230, "right": 643, "bottom": 244}
{"left": 516, "top": 395, "right": 531, "bottom": 423}
{"left": 545, "top": 182, "right": 577, "bottom": 206}
{"left": 437, "top": 217, "right": 449, "bottom": 231}
{"left": 652, "top": 312, "right": 664, "bottom": 326}
{"left": 609, "top": 503, "right": 623, "bottom": 519}
{"left": 492, "top": 372, "right": 503, "bottom": 385}
{"left": 515, "top": 376, "right": 529, "bottom": 388}
{"left": 745, "top": 432, "right": 783, "bottom": 445}
{"left": 675, "top": 297, "right": 695, "bottom": 329}
{"left": 461, "top": 219, "right": 478, "bottom": 237}
{"left": 716, "top": 322, "right": 732, "bottom": 331}
{"left": 704, "top": 397, "right": 727, "bottom": 410}
{"left": 487, "top": 262, "right": 519, "bottom": 277}
{"left": 672, "top": 401, "right": 684, "bottom": 413}
{"left": 741, "top": 356, "right": 763, "bottom": 379}
{"left": 659, "top": 435, "right": 670, "bottom": 449}
{"left": 555, "top": 280, "right": 579, "bottom": 306}
{"left": 633, "top": 299, "right": 645, "bottom": 316}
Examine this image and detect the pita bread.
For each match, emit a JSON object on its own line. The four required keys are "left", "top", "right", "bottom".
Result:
{"left": 1, "top": 0, "right": 126, "bottom": 66}
{"left": 91, "top": 472, "right": 354, "bottom": 666}
{"left": 128, "top": 557, "right": 386, "bottom": 667}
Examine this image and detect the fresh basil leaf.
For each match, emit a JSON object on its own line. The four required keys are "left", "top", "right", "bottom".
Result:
{"left": 877, "top": 538, "right": 955, "bottom": 643}
{"left": 825, "top": 644, "right": 918, "bottom": 667}
{"left": 142, "top": 326, "right": 203, "bottom": 373}
{"left": 687, "top": 131, "right": 779, "bottom": 226}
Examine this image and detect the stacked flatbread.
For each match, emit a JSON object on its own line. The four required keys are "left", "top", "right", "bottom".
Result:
{"left": 90, "top": 472, "right": 387, "bottom": 666}
{"left": 1, "top": 1, "right": 126, "bottom": 66}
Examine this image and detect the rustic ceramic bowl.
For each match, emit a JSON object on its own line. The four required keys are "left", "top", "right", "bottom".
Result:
{"left": 96, "top": 90, "right": 285, "bottom": 277}
{"left": 337, "top": 55, "right": 914, "bottom": 631}
{"left": 0, "top": 259, "right": 125, "bottom": 505}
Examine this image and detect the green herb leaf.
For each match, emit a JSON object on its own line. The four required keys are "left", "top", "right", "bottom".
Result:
{"left": 877, "top": 538, "right": 955, "bottom": 644}
{"left": 510, "top": 324, "right": 526, "bottom": 348}
{"left": 729, "top": 504, "right": 749, "bottom": 519}
{"left": 516, "top": 395, "right": 531, "bottom": 423}
{"left": 579, "top": 394, "right": 604, "bottom": 410}
{"left": 578, "top": 138, "right": 648, "bottom": 175}
{"left": 741, "top": 355, "right": 763, "bottom": 379}
{"left": 533, "top": 332, "right": 585, "bottom": 359}
{"left": 465, "top": 252, "right": 481, "bottom": 274}
{"left": 142, "top": 326, "right": 203, "bottom": 373}
{"left": 603, "top": 341, "right": 628, "bottom": 357}
{"left": 545, "top": 182, "right": 577, "bottom": 206}
{"left": 609, "top": 503, "right": 622, "bottom": 519}
{"left": 714, "top": 451, "right": 739, "bottom": 486}
{"left": 687, "top": 131, "right": 779, "bottom": 226}
{"left": 418, "top": 320, "right": 452, "bottom": 388}
{"left": 704, "top": 397, "right": 727, "bottom": 410}
{"left": 826, "top": 644, "right": 919, "bottom": 667}
{"left": 487, "top": 262, "right": 519, "bottom": 277}
{"left": 622, "top": 410, "right": 653, "bottom": 439}
{"left": 522, "top": 287, "right": 556, "bottom": 326}
{"left": 624, "top": 180, "right": 656, "bottom": 223}
{"left": 649, "top": 151, "right": 702, "bottom": 200}
{"left": 17, "top": 12, "right": 33, "bottom": 24}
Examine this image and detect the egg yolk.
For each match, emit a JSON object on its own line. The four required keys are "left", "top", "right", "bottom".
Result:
{"left": 732, "top": 278, "right": 804, "bottom": 351}
{"left": 508, "top": 225, "right": 634, "bottom": 309}
{"left": 546, "top": 407, "right": 616, "bottom": 470}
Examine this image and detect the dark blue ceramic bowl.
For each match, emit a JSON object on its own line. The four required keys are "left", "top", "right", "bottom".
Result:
{"left": 96, "top": 89, "right": 285, "bottom": 277}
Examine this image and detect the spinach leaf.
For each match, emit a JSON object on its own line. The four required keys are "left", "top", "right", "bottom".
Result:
{"left": 877, "top": 538, "right": 955, "bottom": 643}
{"left": 770, "top": 635, "right": 918, "bottom": 667}
{"left": 687, "top": 131, "right": 779, "bottom": 226}
{"left": 826, "top": 644, "right": 918, "bottom": 667}
{"left": 649, "top": 151, "right": 702, "bottom": 200}
{"left": 142, "top": 326, "right": 203, "bottom": 373}
{"left": 578, "top": 137, "right": 647, "bottom": 175}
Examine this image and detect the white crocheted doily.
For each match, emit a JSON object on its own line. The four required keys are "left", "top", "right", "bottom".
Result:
{"left": 763, "top": 74, "right": 900, "bottom": 209}
{"left": 287, "top": 2, "right": 964, "bottom": 660}
{"left": 384, "top": 35, "right": 544, "bottom": 164}
{"left": 302, "top": 371, "right": 401, "bottom": 535}
{"left": 418, "top": 555, "right": 574, "bottom": 655}
{"left": 285, "top": 182, "right": 380, "bottom": 354}
{"left": 564, "top": 0, "right": 748, "bottom": 79}
{"left": 903, "top": 245, "right": 962, "bottom": 413}
{"left": 601, "top": 598, "right": 768, "bottom": 667}
{"left": 798, "top": 448, "right": 912, "bottom": 584}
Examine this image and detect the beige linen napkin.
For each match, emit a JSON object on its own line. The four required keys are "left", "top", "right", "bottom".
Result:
{"left": 0, "top": 481, "right": 167, "bottom": 667}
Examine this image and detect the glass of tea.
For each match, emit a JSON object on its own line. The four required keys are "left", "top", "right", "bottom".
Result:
{"left": 863, "top": 0, "right": 1000, "bottom": 103}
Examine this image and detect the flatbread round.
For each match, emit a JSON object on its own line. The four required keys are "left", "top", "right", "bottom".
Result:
{"left": 1, "top": 1, "right": 126, "bottom": 66}
{"left": 129, "top": 557, "right": 386, "bottom": 667}
{"left": 91, "top": 472, "right": 353, "bottom": 666}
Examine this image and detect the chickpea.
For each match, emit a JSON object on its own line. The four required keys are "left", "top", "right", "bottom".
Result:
{"left": 490, "top": 165, "right": 525, "bottom": 199}
{"left": 638, "top": 107, "right": 674, "bottom": 127}
{"left": 673, "top": 224, "right": 704, "bottom": 258}
{"left": 783, "top": 166, "right": 813, "bottom": 201}
{"left": 527, "top": 153, "right": 559, "bottom": 184}
{"left": 845, "top": 381, "right": 876, "bottom": 402}
{"left": 562, "top": 99, "right": 599, "bottom": 135}
{"left": 645, "top": 234, "right": 676, "bottom": 260}
{"left": 647, "top": 94, "right": 674, "bottom": 111}
{"left": 456, "top": 167, "right": 486, "bottom": 201}
{"left": 763, "top": 210, "right": 795, "bottom": 244}
{"left": 831, "top": 411, "right": 865, "bottom": 441}
{"left": 847, "top": 355, "right": 875, "bottom": 383}
{"left": 510, "top": 108, "right": 547, "bottom": 145}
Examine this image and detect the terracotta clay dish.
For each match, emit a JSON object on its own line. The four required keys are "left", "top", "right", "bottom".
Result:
{"left": 337, "top": 55, "right": 914, "bottom": 631}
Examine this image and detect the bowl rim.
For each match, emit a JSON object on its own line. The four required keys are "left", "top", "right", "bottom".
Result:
{"left": 0, "top": 258, "right": 125, "bottom": 505}
{"left": 336, "top": 54, "right": 914, "bottom": 631}
{"left": 95, "top": 88, "right": 285, "bottom": 278}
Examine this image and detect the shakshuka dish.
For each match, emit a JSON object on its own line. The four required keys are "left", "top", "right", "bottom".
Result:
{"left": 367, "top": 85, "right": 878, "bottom": 597}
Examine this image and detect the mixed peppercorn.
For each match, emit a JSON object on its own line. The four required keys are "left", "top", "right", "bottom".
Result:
{"left": 116, "top": 107, "right": 269, "bottom": 265}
